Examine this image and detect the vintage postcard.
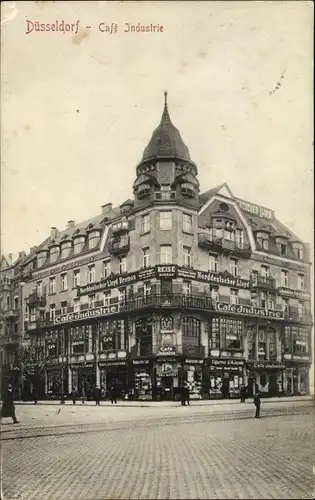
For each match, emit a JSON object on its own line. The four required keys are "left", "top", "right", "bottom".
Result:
{"left": 1, "top": 1, "right": 314, "bottom": 499}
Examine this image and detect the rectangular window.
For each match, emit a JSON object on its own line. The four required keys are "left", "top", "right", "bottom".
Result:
{"left": 251, "top": 270, "right": 258, "bottom": 284}
{"left": 280, "top": 244, "right": 287, "bottom": 256}
{"left": 14, "top": 297, "right": 19, "bottom": 310}
{"left": 298, "top": 302, "right": 304, "bottom": 317}
{"left": 144, "top": 282, "right": 151, "bottom": 297}
{"left": 60, "top": 273, "right": 68, "bottom": 291}
{"left": 73, "top": 270, "right": 80, "bottom": 288}
{"left": 297, "top": 274, "right": 305, "bottom": 290}
{"left": 183, "top": 213, "right": 192, "bottom": 233}
{"left": 261, "top": 265, "right": 269, "bottom": 278}
{"left": 88, "top": 294, "right": 95, "bottom": 309}
{"left": 142, "top": 247, "right": 150, "bottom": 268}
{"left": 73, "top": 298, "right": 80, "bottom": 313}
{"left": 103, "top": 291, "right": 111, "bottom": 306}
{"left": 102, "top": 260, "right": 111, "bottom": 278}
{"left": 261, "top": 291, "right": 267, "bottom": 308}
{"left": 267, "top": 298, "right": 274, "bottom": 310}
{"left": 262, "top": 239, "right": 269, "bottom": 250}
{"left": 160, "top": 245, "right": 172, "bottom": 264}
{"left": 280, "top": 270, "right": 288, "bottom": 288}
{"left": 230, "top": 289, "right": 239, "bottom": 305}
{"left": 119, "top": 288, "right": 126, "bottom": 304}
{"left": 161, "top": 279, "right": 172, "bottom": 295}
{"left": 224, "top": 230, "right": 234, "bottom": 241}
{"left": 209, "top": 254, "right": 218, "bottom": 272}
{"left": 119, "top": 257, "right": 127, "bottom": 274}
{"left": 36, "top": 281, "right": 43, "bottom": 296}
{"left": 282, "top": 298, "right": 289, "bottom": 312}
{"left": 30, "top": 307, "right": 36, "bottom": 322}
{"left": 297, "top": 248, "right": 304, "bottom": 260}
{"left": 141, "top": 214, "right": 150, "bottom": 233}
{"left": 49, "top": 304, "right": 55, "bottom": 322}
{"left": 211, "top": 287, "right": 219, "bottom": 302}
{"left": 88, "top": 265, "right": 95, "bottom": 283}
{"left": 183, "top": 246, "right": 191, "bottom": 267}
{"left": 183, "top": 281, "right": 191, "bottom": 296}
{"left": 235, "top": 229, "right": 243, "bottom": 248}
{"left": 230, "top": 258, "right": 238, "bottom": 277}
{"left": 159, "top": 211, "right": 172, "bottom": 230}
{"left": 61, "top": 301, "right": 67, "bottom": 314}
{"left": 49, "top": 277, "right": 56, "bottom": 295}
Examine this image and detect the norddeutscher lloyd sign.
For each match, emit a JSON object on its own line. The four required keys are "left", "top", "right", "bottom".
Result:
{"left": 54, "top": 305, "right": 119, "bottom": 324}
{"left": 194, "top": 270, "right": 249, "bottom": 289}
{"left": 215, "top": 302, "right": 284, "bottom": 319}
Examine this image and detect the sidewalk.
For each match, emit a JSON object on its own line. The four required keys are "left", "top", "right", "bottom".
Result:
{"left": 13, "top": 395, "right": 313, "bottom": 407}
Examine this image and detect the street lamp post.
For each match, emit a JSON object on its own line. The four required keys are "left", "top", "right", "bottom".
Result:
{"left": 60, "top": 359, "right": 65, "bottom": 404}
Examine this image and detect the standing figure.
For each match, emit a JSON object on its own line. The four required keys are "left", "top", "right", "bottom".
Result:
{"left": 110, "top": 383, "right": 118, "bottom": 404}
{"left": 81, "top": 386, "right": 86, "bottom": 404}
{"left": 240, "top": 384, "right": 246, "bottom": 403}
{"left": 0, "top": 384, "right": 19, "bottom": 424}
{"left": 32, "top": 385, "right": 38, "bottom": 404}
{"left": 71, "top": 388, "right": 77, "bottom": 405}
{"left": 185, "top": 386, "right": 190, "bottom": 406}
{"left": 180, "top": 385, "right": 186, "bottom": 406}
{"left": 95, "top": 386, "right": 101, "bottom": 406}
{"left": 254, "top": 384, "right": 261, "bottom": 418}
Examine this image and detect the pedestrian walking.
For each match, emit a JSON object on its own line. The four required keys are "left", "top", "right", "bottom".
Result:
{"left": 0, "top": 384, "right": 19, "bottom": 424}
{"left": 32, "top": 385, "right": 38, "bottom": 404}
{"left": 71, "top": 388, "right": 77, "bottom": 405}
{"left": 95, "top": 386, "right": 101, "bottom": 406}
{"left": 254, "top": 384, "right": 261, "bottom": 418}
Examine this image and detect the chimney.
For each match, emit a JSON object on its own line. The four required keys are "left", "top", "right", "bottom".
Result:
{"left": 50, "top": 226, "right": 59, "bottom": 239}
{"left": 101, "top": 203, "right": 113, "bottom": 214}
{"left": 67, "top": 220, "right": 75, "bottom": 229}
{"left": 8, "top": 253, "right": 13, "bottom": 264}
{"left": 18, "top": 251, "right": 26, "bottom": 259}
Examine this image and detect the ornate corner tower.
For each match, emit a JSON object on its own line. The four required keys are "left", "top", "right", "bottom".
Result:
{"left": 133, "top": 92, "right": 200, "bottom": 209}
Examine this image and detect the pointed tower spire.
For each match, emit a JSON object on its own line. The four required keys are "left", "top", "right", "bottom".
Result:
{"left": 160, "top": 90, "right": 171, "bottom": 124}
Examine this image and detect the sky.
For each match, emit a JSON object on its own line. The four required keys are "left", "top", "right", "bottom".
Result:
{"left": 1, "top": 0, "right": 314, "bottom": 258}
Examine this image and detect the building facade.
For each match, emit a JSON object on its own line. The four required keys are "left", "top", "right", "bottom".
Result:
{"left": 19, "top": 94, "right": 312, "bottom": 400}
{"left": 0, "top": 253, "right": 25, "bottom": 397}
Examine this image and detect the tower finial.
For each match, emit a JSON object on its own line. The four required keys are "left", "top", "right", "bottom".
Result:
{"left": 164, "top": 90, "right": 168, "bottom": 107}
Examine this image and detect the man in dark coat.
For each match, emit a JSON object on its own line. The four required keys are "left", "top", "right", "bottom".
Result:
{"left": 180, "top": 385, "right": 186, "bottom": 406}
{"left": 184, "top": 386, "right": 190, "bottom": 406}
{"left": 0, "top": 384, "right": 19, "bottom": 424}
{"left": 110, "top": 383, "right": 118, "bottom": 404}
{"left": 71, "top": 388, "right": 77, "bottom": 405}
{"left": 240, "top": 384, "right": 246, "bottom": 403}
{"left": 95, "top": 386, "right": 101, "bottom": 405}
{"left": 254, "top": 384, "right": 261, "bottom": 418}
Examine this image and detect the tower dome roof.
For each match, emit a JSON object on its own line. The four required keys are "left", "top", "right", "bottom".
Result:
{"left": 142, "top": 92, "right": 191, "bottom": 162}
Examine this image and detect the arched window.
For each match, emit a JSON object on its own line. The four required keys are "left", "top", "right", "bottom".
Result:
{"left": 160, "top": 315, "right": 173, "bottom": 331}
{"left": 182, "top": 317, "right": 201, "bottom": 338}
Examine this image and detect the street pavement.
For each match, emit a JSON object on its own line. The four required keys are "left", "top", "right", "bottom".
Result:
{"left": 1, "top": 400, "right": 314, "bottom": 500}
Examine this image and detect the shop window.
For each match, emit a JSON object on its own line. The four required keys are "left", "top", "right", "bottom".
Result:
{"left": 269, "top": 328, "right": 277, "bottom": 360}
{"left": 71, "top": 326, "right": 88, "bottom": 354}
{"left": 182, "top": 317, "right": 201, "bottom": 338}
{"left": 99, "top": 321, "right": 120, "bottom": 351}
{"left": 292, "top": 327, "right": 308, "bottom": 355}
{"left": 46, "top": 337, "right": 58, "bottom": 358}
{"left": 220, "top": 319, "right": 243, "bottom": 349}
{"left": 258, "top": 330, "right": 267, "bottom": 360}
{"left": 247, "top": 327, "right": 256, "bottom": 359}
{"left": 209, "top": 318, "right": 220, "bottom": 349}
{"left": 160, "top": 315, "right": 173, "bottom": 331}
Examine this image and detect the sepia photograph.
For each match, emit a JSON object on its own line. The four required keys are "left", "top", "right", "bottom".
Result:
{"left": 1, "top": 1, "right": 314, "bottom": 499}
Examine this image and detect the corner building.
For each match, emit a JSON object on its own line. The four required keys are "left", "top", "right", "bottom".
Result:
{"left": 21, "top": 94, "right": 313, "bottom": 400}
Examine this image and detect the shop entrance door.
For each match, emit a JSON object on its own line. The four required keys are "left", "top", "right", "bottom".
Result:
{"left": 161, "top": 375, "right": 173, "bottom": 400}
{"left": 269, "top": 374, "right": 278, "bottom": 396}
{"left": 222, "top": 376, "right": 230, "bottom": 398}
{"left": 78, "top": 369, "right": 96, "bottom": 400}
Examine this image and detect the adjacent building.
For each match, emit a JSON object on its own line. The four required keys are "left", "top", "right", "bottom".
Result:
{"left": 18, "top": 94, "right": 313, "bottom": 400}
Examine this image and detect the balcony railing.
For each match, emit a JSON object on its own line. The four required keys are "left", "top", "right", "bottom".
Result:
{"left": 284, "top": 307, "right": 312, "bottom": 324}
{"left": 250, "top": 274, "right": 277, "bottom": 290}
{"left": 108, "top": 236, "right": 130, "bottom": 255}
{"left": 198, "top": 232, "right": 250, "bottom": 256}
{"left": 27, "top": 290, "right": 47, "bottom": 307}
{"left": 120, "top": 293, "right": 215, "bottom": 313}
{"left": 112, "top": 221, "right": 129, "bottom": 234}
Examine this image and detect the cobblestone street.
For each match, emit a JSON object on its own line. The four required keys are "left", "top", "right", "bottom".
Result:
{"left": 1, "top": 400, "right": 314, "bottom": 500}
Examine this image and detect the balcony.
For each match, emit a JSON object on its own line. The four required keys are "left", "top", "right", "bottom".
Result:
{"left": 27, "top": 291, "right": 47, "bottom": 307}
{"left": 2, "top": 333, "right": 21, "bottom": 344}
{"left": 120, "top": 293, "right": 214, "bottom": 314}
{"left": 3, "top": 308, "right": 19, "bottom": 319}
{"left": 284, "top": 307, "right": 312, "bottom": 325}
{"left": 198, "top": 232, "right": 251, "bottom": 257}
{"left": 108, "top": 235, "right": 130, "bottom": 255}
{"left": 250, "top": 274, "right": 277, "bottom": 291}
{"left": 112, "top": 220, "right": 129, "bottom": 234}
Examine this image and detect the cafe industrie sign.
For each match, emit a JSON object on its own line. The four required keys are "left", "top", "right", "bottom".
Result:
{"left": 215, "top": 302, "right": 284, "bottom": 320}
{"left": 77, "top": 265, "right": 250, "bottom": 296}
{"left": 54, "top": 305, "right": 119, "bottom": 324}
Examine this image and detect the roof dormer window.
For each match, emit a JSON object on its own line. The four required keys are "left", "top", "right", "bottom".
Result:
{"left": 50, "top": 245, "right": 60, "bottom": 263}
{"left": 88, "top": 230, "right": 101, "bottom": 249}
{"left": 292, "top": 242, "right": 304, "bottom": 260}
{"left": 61, "top": 241, "right": 72, "bottom": 259}
{"left": 256, "top": 232, "right": 269, "bottom": 251}
{"left": 73, "top": 236, "right": 85, "bottom": 255}
{"left": 181, "top": 183, "right": 195, "bottom": 198}
{"left": 37, "top": 251, "right": 48, "bottom": 268}
{"left": 137, "top": 184, "right": 151, "bottom": 199}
